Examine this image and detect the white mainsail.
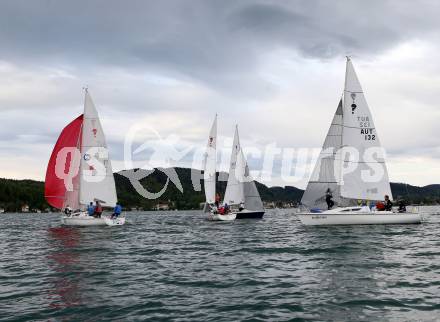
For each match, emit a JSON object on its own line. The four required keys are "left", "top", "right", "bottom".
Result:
{"left": 79, "top": 90, "right": 117, "bottom": 208}
{"left": 223, "top": 125, "right": 244, "bottom": 205}
{"left": 340, "top": 58, "right": 392, "bottom": 201}
{"left": 301, "top": 58, "right": 392, "bottom": 209}
{"left": 203, "top": 115, "right": 217, "bottom": 204}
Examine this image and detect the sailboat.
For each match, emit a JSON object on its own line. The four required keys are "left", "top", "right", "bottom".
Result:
{"left": 45, "top": 89, "right": 125, "bottom": 226}
{"left": 222, "top": 125, "right": 265, "bottom": 219}
{"left": 297, "top": 58, "right": 421, "bottom": 225}
{"left": 203, "top": 115, "right": 236, "bottom": 221}
{"left": 202, "top": 119, "right": 264, "bottom": 221}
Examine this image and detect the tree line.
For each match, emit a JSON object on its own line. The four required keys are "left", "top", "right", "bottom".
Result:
{"left": 0, "top": 168, "right": 439, "bottom": 212}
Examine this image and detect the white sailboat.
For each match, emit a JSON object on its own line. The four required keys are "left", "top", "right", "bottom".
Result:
{"left": 203, "top": 115, "right": 236, "bottom": 221}
{"left": 45, "top": 89, "right": 125, "bottom": 226}
{"left": 298, "top": 58, "right": 421, "bottom": 225}
{"left": 223, "top": 125, "right": 265, "bottom": 219}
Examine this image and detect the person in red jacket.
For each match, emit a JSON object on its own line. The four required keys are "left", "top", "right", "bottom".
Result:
{"left": 376, "top": 202, "right": 385, "bottom": 211}
{"left": 94, "top": 201, "right": 103, "bottom": 218}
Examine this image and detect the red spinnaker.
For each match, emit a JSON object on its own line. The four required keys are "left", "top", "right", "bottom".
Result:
{"left": 45, "top": 115, "right": 83, "bottom": 209}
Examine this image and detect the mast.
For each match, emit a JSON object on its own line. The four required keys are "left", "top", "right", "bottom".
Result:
{"left": 339, "top": 57, "right": 348, "bottom": 187}
{"left": 76, "top": 88, "right": 87, "bottom": 209}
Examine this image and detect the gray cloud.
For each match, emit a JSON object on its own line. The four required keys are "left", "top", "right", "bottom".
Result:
{"left": 1, "top": 0, "right": 440, "bottom": 186}
{"left": 2, "top": 0, "right": 440, "bottom": 86}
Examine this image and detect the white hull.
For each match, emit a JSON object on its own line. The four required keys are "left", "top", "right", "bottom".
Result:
{"left": 103, "top": 216, "right": 126, "bottom": 226}
{"left": 209, "top": 213, "right": 237, "bottom": 221}
{"left": 297, "top": 207, "right": 421, "bottom": 226}
{"left": 61, "top": 212, "right": 106, "bottom": 226}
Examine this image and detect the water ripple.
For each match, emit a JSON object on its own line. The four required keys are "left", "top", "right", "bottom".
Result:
{"left": 0, "top": 207, "right": 439, "bottom": 321}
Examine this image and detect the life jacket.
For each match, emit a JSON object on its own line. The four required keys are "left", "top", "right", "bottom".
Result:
{"left": 376, "top": 202, "right": 385, "bottom": 210}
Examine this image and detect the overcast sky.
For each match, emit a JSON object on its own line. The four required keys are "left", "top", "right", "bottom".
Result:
{"left": 1, "top": 0, "right": 440, "bottom": 188}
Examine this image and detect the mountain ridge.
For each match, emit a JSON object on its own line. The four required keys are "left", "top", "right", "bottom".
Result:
{"left": 0, "top": 167, "right": 439, "bottom": 212}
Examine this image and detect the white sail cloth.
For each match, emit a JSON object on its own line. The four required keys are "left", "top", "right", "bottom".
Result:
{"left": 224, "top": 126, "right": 244, "bottom": 205}
{"left": 79, "top": 91, "right": 117, "bottom": 208}
{"left": 203, "top": 115, "right": 217, "bottom": 204}
{"left": 240, "top": 150, "right": 264, "bottom": 211}
{"left": 301, "top": 100, "right": 343, "bottom": 209}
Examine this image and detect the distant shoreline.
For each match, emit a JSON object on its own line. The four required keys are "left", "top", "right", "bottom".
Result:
{"left": 1, "top": 168, "right": 440, "bottom": 213}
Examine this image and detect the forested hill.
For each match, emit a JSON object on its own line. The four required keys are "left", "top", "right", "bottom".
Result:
{"left": 390, "top": 183, "right": 440, "bottom": 203}
{"left": 0, "top": 168, "right": 439, "bottom": 212}
{"left": 0, "top": 168, "right": 301, "bottom": 211}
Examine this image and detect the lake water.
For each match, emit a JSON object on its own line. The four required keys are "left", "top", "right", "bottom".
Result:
{"left": 1, "top": 207, "right": 440, "bottom": 321}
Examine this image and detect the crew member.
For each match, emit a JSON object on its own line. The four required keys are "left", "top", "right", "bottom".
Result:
{"left": 112, "top": 203, "right": 122, "bottom": 219}
{"left": 398, "top": 200, "right": 407, "bottom": 213}
{"left": 384, "top": 195, "right": 393, "bottom": 211}
{"left": 87, "top": 202, "right": 95, "bottom": 216}
{"left": 325, "top": 188, "right": 334, "bottom": 210}
{"left": 215, "top": 193, "right": 221, "bottom": 208}
{"left": 94, "top": 201, "right": 103, "bottom": 218}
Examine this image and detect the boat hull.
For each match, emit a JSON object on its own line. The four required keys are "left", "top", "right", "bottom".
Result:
{"left": 209, "top": 213, "right": 237, "bottom": 221}
{"left": 61, "top": 212, "right": 107, "bottom": 226}
{"left": 297, "top": 213, "right": 422, "bottom": 226}
{"left": 103, "top": 216, "right": 126, "bottom": 226}
{"left": 235, "top": 210, "right": 265, "bottom": 219}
